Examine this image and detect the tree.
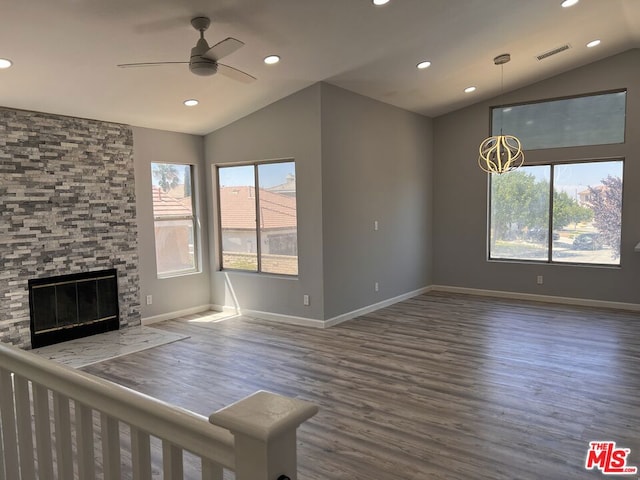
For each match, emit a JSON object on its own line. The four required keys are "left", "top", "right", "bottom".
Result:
{"left": 553, "top": 190, "right": 592, "bottom": 230}
{"left": 491, "top": 170, "right": 548, "bottom": 240}
{"left": 183, "top": 165, "right": 192, "bottom": 198}
{"left": 152, "top": 164, "right": 180, "bottom": 192}
{"left": 587, "top": 175, "right": 622, "bottom": 258}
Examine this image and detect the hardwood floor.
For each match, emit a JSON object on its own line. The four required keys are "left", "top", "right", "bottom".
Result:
{"left": 83, "top": 292, "right": 640, "bottom": 479}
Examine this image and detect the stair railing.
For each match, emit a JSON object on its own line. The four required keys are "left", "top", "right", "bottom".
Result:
{"left": 0, "top": 342, "right": 317, "bottom": 480}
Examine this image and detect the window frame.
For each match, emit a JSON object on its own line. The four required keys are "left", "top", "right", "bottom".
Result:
{"left": 151, "top": 162, "right": 201, "bottom": 279}
{"left": 487, "top": 157, "right": 624, "bottom": 266}
{"left": 215, "top": 158, "right": 299, "bottom": 277}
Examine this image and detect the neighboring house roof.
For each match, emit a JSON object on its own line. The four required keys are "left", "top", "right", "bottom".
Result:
{"left": 266, "top": 175, "right": 296, "bottom": 196}
{"left": 577, "top": 185, "right": 606, "bottom": 203}
{"left": 219, "top": 186, "right": 297, "bottom": 230}
{"left": 152, "top": 186, "right": 192, "bottom": 216}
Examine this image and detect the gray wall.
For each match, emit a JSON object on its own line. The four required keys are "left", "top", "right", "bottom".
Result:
{"left": 320, "top": 83, "right": 433, "bottom": 318}
{"left": 133, "top": 127, "right": 211, "bottom": 319}
{"left": 205, "top": 83, "right": 433, "bottom": 321}
{"left": 205, "top": 84, "right": 325, "bottom": 320}
{"left": 433, "top": 49, "right": 640, "bottom": 304}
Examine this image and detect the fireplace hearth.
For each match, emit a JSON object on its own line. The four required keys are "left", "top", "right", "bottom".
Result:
{"left": 29, "top": 269, "right": 119, "bottom": 348}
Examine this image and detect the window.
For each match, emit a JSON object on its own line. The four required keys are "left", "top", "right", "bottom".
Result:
{"left": 489, "top": 160, "right": 623, "bottom": 265}
{"left": 151, "top": 163, "right": 199, "bottom": 277}
{"left": 492, "top": 90, "right": 626, "bottom": 150}
{"left": 217, "top": 160, "right": 298, "bottom": 276}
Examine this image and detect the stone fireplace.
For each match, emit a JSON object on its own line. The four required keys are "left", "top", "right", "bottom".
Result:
{"left": 0, "top": 107, "right": 141, "bottom": 349}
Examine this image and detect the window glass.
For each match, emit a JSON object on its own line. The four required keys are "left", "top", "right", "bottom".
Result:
{"left": 217, "top": 161, "right": 298, "bottom": 276}
{"left": 258, "top": 163, "right": 298, "bottom": 275}
{"left": 151, "top": 163, "right": 198, "bottom": 277}
{"left": 489, "top": 166, "right": 550, "bottom": 261}
{"left": 492, "top": 91, "right": 626, "bottom": 150}
{"left": 488, "top": 160, "right": 623, "bottom": 266}
{"left": 218, "top": 165, "right": 258, "bottom": 272}
{"left": 552, "top": 161, "right": 623, "bottom": 265}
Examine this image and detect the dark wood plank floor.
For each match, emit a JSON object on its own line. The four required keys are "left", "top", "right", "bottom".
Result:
{"left": 83, "top": 291, "right": 640, "bottom": 479}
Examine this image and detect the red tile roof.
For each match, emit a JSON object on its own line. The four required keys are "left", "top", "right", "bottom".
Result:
{"left": 219, "top": 186, "right": 297, "bottom": 230}
{"left": 152, "top": 187, "right": 192, "bottom": 216}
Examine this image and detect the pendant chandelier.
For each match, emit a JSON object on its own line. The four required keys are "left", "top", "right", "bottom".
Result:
{"left": 478, "top": 53, "right": 524, "bottom": 175}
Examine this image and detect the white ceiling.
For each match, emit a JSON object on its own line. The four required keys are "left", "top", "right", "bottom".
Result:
{"left": 1, "top": 0, "right": 639, "bottom": 135}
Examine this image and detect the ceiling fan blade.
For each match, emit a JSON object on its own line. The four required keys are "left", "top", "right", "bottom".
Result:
{"left": 117, "top": 61, "right": 188, "bottom": 68}
{"left": 203, "top": 37, "right": 244, "bottom": 61}
{"left": 217, "top": 63, "right": 257, "bottom": 83}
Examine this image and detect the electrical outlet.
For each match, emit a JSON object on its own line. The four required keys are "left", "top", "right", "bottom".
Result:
{"left": 146, "top": 295, "right": 153, "bottom": 305}
{"left": 537, "top": 275, "right": 543, "bottom": 285}
{"left": 374, "top": 220, "right": 379, "bottom": 231}
{"left": 303, "top": 294, "right": 310, "bottom": 306}
{"left": 375, "top": 282, "right": 379, "bottom": 292}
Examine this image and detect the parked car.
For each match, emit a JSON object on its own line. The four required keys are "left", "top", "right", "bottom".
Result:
{"left": 572, "top": 233, "right": 603, "bottom": 250}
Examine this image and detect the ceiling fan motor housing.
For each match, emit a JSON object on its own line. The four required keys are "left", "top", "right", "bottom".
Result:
{"left": 190, "top": 41, "right": 218, "bottom": 76}
{"left": 190, "top": 60, "right": 218, "bottom": 76}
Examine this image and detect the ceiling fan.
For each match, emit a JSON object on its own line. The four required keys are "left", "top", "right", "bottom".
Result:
{"left": 117, "top": 16, "right": 256, "bottom": 83}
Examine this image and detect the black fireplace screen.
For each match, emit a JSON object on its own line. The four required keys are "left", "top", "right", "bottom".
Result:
{"left": 29, "top": 269, "right": 119, "bottom": 348}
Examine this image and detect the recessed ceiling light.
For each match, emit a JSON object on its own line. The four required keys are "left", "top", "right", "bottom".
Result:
{"left": 464, "top": 86, "right": 477, "bottom": 93}
{"left": 264, "top": 55, "right": 280, "bottom": 65}
{"left": 416, "top": 61, "right": 431, "bottom": 70}
{"left": 183, "top": 99, "right": 199, "bottom": 107}
{"left": 0, "top": 58, "right": 13, "bottom": 69}
{"left": 561, "top": 0, "right": 579, "bottom": 7}
{"left": 586, "top": 39, "right": 601, "bottom": 48}
{"left": 373, "top": 0, "right": 390, "bottom": 5}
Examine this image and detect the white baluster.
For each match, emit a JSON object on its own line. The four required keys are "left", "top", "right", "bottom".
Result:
{"left": 0, "top": 407, "right": 5, "bottom": 480}
{"left": 14, "top": 375, "right": 36, "bottom": 480}
{"left": 202, "top": 458, "right": 224, "bottom": 480}
{"left": 0, "top": 369, "right": 19, "bottom": 479}
{"left": 131, "top": 426, "right": 152, "bottom": 480}
{"left": 53, "top": 392, "right": 74, "bottom": 479}
{"left": 75, "top": 401, "right": 96, "bottom": 479}
{"left": 162, "top": 441, "right": 184, "bottom": 479}
{"left": 101, "top": 413, "right": 121, "bottom": 480}
{"left": 32, "top": 383, "right": 54, "bottom": 479}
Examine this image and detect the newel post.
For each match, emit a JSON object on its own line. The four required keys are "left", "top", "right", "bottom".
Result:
{"left": 209, "top": 391, "right": 318, "bottom": 480}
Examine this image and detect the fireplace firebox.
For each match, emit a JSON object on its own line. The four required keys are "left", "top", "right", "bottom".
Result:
{"left": 29, "top": 269, "right": 119, "bottom": 348}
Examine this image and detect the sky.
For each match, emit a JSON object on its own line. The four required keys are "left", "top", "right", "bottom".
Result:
{"left": 218, "top": 162, "right": 295, "bottom": 189}
{"left": 524, "top": 160, "right": 623, "bottom": 199}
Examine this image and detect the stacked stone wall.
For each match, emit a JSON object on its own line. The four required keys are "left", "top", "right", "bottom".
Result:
{"left": 0, "top": 107, "right": 140, "bottom": 348}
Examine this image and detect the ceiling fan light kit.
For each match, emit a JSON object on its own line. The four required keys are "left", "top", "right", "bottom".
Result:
{"left": 117, "top": 16, "right": 256, "bottom": 83}
{"left": 477, "top": 53, "right": 524, "bottom": 175}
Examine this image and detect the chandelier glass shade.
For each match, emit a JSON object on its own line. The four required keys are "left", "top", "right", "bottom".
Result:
{"left": 478, "top": 53, "right": 524, "bottom": 175}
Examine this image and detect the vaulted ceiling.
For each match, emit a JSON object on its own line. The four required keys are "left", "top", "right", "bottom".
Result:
{"left": 1, "top": 0, "right": 639, "bottom": 135}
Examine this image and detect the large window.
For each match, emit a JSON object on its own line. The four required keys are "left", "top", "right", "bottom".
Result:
{"left": 217, "top": 160, "right": 298, "bottom": 276}
{"left": 489, "top": 160, "right": 623, "bottom": 265}
{"left": 151, "top": 163, "right": 199, "bottom": 277}
{"left": 492, "top": 90, "right": 626, "bottom": 150}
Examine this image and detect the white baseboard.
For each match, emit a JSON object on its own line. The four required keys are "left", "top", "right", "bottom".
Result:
{"left": 324, "top": 286, "right": 433, "bottom": 327}
{"left": 141, "top": 304, "right": 216, "bottom": 326}
{"left": 236, "top": 309, "right": 326, "bottom": 328}
{"left": 430, "top": 285, "right": 640, "bottom": 312}
{"left": 218, "top": 286, "right": 432, "bottom": 329}
{"left": 142, "top": 284, "right": 637, "bottom": 329}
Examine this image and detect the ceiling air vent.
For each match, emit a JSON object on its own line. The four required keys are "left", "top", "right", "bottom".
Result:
{"left": 536, "top": 44, "right": 571, "bottom": 61}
